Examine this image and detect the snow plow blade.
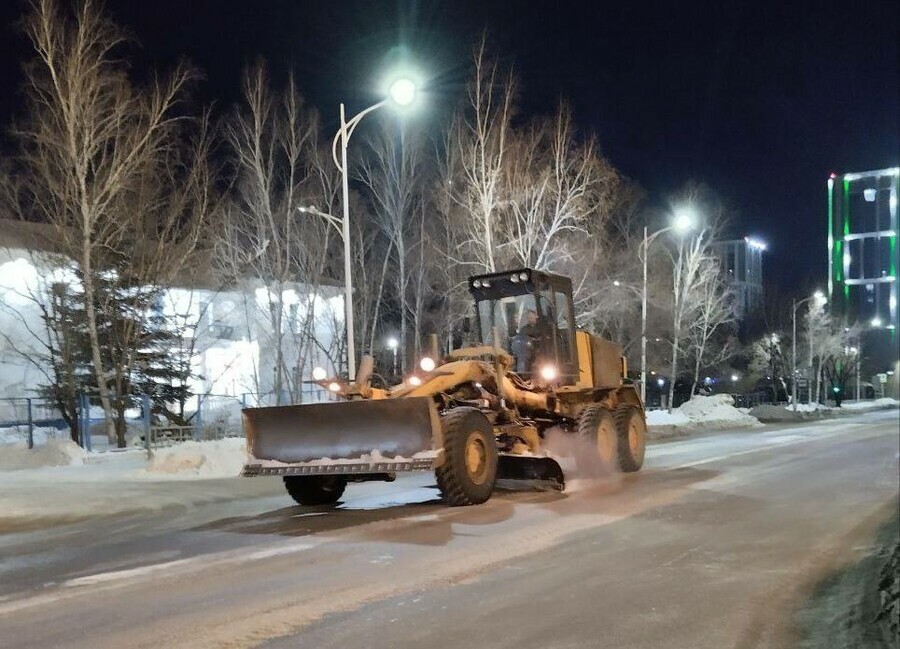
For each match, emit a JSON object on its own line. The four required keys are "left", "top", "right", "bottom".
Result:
{"left": 496, "top": 455, "right": 565, "bottom": 490}
{"left": 241, "top": 397, "right": 440, "bottom": 476}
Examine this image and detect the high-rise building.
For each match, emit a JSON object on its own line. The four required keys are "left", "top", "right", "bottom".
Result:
{"left": 826, "top": 167, "right": 899, "bottom": 329}
{"left": 826, "top": 167, "right": 899, "bottom": 380}
{"left": 712, "top": 237, "right": 765, "bottom": 320}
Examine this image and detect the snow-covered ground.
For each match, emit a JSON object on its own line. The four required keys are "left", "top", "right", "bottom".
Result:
{"left": 0, "top": 437, "right": 260, "bottom": 528}
{"left": 646, "top": 394, "right": 761, "bottom": 437}
{"left": 837, "top": 397, "right": 900, "bottom": 410}
{"left": 781, "top": 397, "right": 899, "bottom": 413}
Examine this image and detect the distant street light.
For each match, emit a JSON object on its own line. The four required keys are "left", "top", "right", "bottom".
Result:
{"left": 745, "top": 237, "right": 768, "bottom": 251}
{"left": 329, "top": 76, "right": 419, "bottom": 380}
{"left": 638, "top": 209, "right": 696, "bottom": 402}
{"left": 386, "top": 337, "right": 399, "bottom": 377}
{"left": 792, "top": 291, "right": 827, "bottom": 411}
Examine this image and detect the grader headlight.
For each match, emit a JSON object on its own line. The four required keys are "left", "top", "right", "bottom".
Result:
{"left": 539, "top": 364, "right": 558, "bottom": 381}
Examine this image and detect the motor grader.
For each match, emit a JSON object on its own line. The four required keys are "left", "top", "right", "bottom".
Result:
{"left": 241, "top": 268, "right": 646, "bottom": 506}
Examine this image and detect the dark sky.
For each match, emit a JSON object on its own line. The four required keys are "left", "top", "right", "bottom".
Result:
{"left": 1, "top": 0, "right": 897, "bottom": 291}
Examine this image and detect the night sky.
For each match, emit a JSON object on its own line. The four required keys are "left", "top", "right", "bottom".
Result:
{"left": 1, "top": 0, "right": 897, "bottom": 291}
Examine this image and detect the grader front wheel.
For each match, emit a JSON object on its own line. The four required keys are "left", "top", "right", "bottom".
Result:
{"left": 436, "top": 407, "right": 498, "bottom": 506}
{"left": 283, "top": 475, "right": 347, "bottom": 506}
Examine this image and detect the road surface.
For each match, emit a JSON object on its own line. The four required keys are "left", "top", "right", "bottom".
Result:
{"left": 0, "top": 410, "right": 897, "bottom": 648}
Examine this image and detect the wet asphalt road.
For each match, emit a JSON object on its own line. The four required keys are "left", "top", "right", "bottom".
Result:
{"left": 0, "top": 410, "right": 897, "bottom": 648}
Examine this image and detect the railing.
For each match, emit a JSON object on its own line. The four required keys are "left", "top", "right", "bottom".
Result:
{"left": 1, "top": 388, "right": 337, "bottom": 452}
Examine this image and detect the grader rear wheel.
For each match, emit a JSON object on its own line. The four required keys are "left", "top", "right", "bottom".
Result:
{"left": 614, "top": 405, "right": 646, "bottom": 472}
{"left": 576, "top": 404, "right": 618, "bottom": 473}
{"left": 436, "top": 407, "right": 498, "bottom": 506}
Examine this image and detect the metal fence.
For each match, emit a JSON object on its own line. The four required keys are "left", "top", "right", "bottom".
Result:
{"left": 0, "top": 397, "right": 70, "bottom": 449}
{"left": 1, "top": 387, "right": 337, "bottom": 452}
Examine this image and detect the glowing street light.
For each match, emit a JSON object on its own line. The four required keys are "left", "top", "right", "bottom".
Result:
{"left": 745, "top": 237, "right": 768, "bottom": 251}
{"left": 388, "top": 78, "right": 416, "bottom": 106}
{"left": 672, "top": 208, "right": 696, "bottom": 233}
{"left": 331, "top": 71, "right": 420, "bottom": 380}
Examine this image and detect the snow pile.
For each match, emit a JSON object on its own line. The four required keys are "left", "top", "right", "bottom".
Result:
{"left": 677, "top": 394, "right": 761, "bottom": 425}
{"left": 646, "top": 409, "right": 690, "bottom": 427}
{"left": 144, "top": 438, "right": 247, "bottom": 478}
{"left": 647, "top": 394, "right": 761, "bottom": 437}
{"left": 785, "top": 402, "right": 830, "bottom": 413}
{"left": 0, "top": 438, "right": 85, "bottom": 470}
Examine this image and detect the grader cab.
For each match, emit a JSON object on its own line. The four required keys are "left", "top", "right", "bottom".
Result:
{"left": 241, "top": 268, "right": 646, "bottom": 506}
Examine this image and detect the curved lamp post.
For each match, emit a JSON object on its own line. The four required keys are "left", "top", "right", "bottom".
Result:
{"left": 327, "top": 78, "right": 417, "bottom": 380}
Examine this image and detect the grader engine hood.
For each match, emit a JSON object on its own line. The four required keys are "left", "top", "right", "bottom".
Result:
{"left": 242, "top": 397, "right": 441, "bottom": 476}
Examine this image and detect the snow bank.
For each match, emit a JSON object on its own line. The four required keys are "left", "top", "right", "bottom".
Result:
{"left": 646, "top": 409, "right": 690, "bottom": 427}
{"left": 785, "top": 402, "right": 830, "bottom": 413}
{"left": 647, "top": 394, "right": 761, "bottom": 438}
{"left": 839, "top": 398, "right": 900, "bottom": 410}
{"left": 0, "top": 438, "right": 85, "bottom": 470}
{"left": 144, "top": 438, "right": 247, "bottom": 479}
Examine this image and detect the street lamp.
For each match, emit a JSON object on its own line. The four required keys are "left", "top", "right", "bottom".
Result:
{"left": 791, "top": 290, "right": 827, "bottom": 411}
{"left": 329, "top": 77, "right": 418, "bottom": 380}
{"left": 638, "top": 209, "right": 696, "bottom": 402}
{"left": 386, "top": 336, "right": 399, "bottom": 377}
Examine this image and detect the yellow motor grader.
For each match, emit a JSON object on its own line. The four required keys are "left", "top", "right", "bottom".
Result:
{"left": 241, "top": 268, "right": 646, "bottom": 506}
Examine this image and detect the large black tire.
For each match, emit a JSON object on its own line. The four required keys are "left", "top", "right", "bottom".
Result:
{"left": 435, "top": 407, "right": 498, "bottom": 506}
{"left": 576, "top": 404, "right": 618, "bottom": 474}
{"left": 283, "top": 475, "right": 347, "bottom": 506}
{"left": 614, "top": 405, "right": 646, "bottom": 472}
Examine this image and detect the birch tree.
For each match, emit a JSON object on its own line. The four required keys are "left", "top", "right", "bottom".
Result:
{"left": 450, "top": 38, "right": 515, "bottom": 272}
{"left": 505, "top": 105, "right": 617, "bottom": 270}
{"left": 804, "top": 299, "right": 830, "bottom": 402}
{"left": 357, "top": 118, "right": 426, "bottom": 372}
{"left": 220, "top": 64, "right": 332, "bottom": 403}
{"left": 15, "top": 0, "right": 212, "bottom": 444}
{"left": 686, "top": 263, "right": 736, "bottom": 395}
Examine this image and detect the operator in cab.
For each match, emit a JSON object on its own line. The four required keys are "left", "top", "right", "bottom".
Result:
{"left": 512, "top": 309, "right": 543, "bottom": 374}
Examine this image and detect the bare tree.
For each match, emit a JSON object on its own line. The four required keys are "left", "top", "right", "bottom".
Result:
{"left": 450, "top": 38, "right": 515, "bottom": 272}
{"left": 804, "top": 299, "right": 830, "bottom": 403}
{"left": 15, "top": 0, "right": 213, "bottom": 444}
{"left": 665, "top": 184, "right": 730, "bottom": 410}
{"left": 357, "top": 118, "right": 426, "bottom": 371}
{"left": 505, "top": 105, "right": 617, "bottom": 270}
{"left": 219, "top": 64, "right": 334, "bottom": 403}
{"left": 686, "top": 263, "right": 736, "bottom": 395}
